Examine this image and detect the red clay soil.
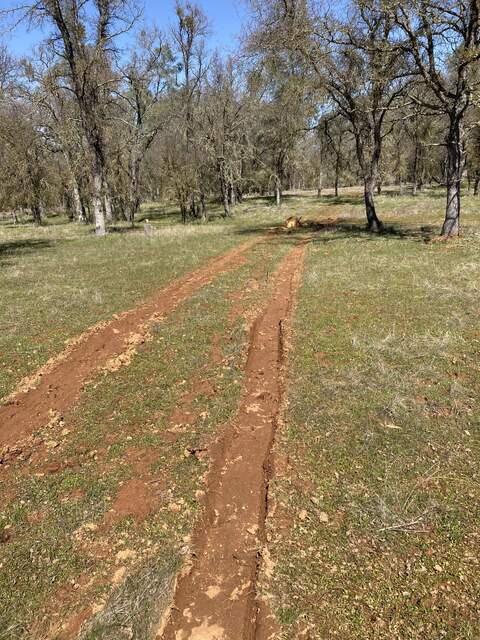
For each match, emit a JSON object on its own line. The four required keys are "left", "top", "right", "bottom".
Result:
{"left": 104, "top": 448, "right": 163, "bottom": 526}
{"left": 0, "top": 237, "right": 263, "bottom": 449}
{"left": 160, "top": 241, "right": 307, "bottom": 640}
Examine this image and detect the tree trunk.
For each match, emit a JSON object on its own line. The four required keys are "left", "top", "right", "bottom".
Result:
{"left": 441, "top": 114, "right": 462, "bottom": 237}
{"left": 217, "top": 157, "right": 230, "bottom": 217}
{"left": 31, "top": 203, "right": 43, "bottom": 225}
{"left": 200, "top": 192, "right": 208, "bottom": 222}
{"left": 412, "top": 139, "right": 419, "bottom": 196}
{"left": 222, "top": 187, "right": 230, "bottom": 217}
{"left": 72, "top": 180, "right": 86, "bottom": 223}
{"left": 128, "top": 159, "right": 142, "bottom": 225}
{"left": 317, "top": 139, "right": 323, "bottom": 198}
{"left": 354, "top": 129, "right": 383, "bottom": 231}
{"left": 104, "top": 193, "right": 113, "bottom": 223}
{"left": 64, "top": 188, "right": 75, "bottom": 220}
{"left": 190, "top": 193, "right": 198, "bottom": 218}
{"left": 92, "top": 162, "right": 106, "bottom": 236}
{"left": 275, "top": 177, "right": 282, "bottom": 206}
{"left": 473, "top": 172, "right": 480, "bottom": 196}
{"left": 364, "top": 177, "right": 383, "bottom": 232}
{"left": 127, "top": 142, "right": 144, "bottom": 225}
{"left": 229, "top": 183, "right": 236, "bottom": 207}
{"left": 29, "top": 177, "right": 43, "bottom": 224}
{"left": 334, "top": 153, "right": 340, "bottom": 198}
{"left": 102, "top": 178, "right": 115, "bottom": 223}
{"left": 317, "top": 170, "right": 322, "bottom": 197}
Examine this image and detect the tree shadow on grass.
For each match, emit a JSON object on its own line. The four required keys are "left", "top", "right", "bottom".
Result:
{"left": 234, "top": 222, "right": 285, "bottom": 236}
{"left": 316, "top": 194, "right": 365, "bottom": 206}
{"left": 0, "top": 239, "right": 54, "bottom": 264}
{"left": 305, "top": 220, "right": 437, "bottom": 243}
{"left": 137, "top": 207, "right": 227, "bottom": 225}
{"left": 234, "top": 218, "right": 438, "bottom": 243}
{"left": 137, "top": 208, "right": 179, "bottom": 224}
{"left": 106, "top": 225, "right": 141, "bottom": 234}
{"left": 1, "top": 213, "right": 72, "bottom": 228}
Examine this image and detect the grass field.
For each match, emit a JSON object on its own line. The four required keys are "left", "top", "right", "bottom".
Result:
{"left": 267, "top": 218, "right": 480, "bottom": 638}
{"left": 1, "top": 235, "right": 291, "bottom": 638}
{"left": 1, "top": 188, "right": 472, "bottom": 401}
{"left": 1, "top": 188, "right": 480, "bottom": 639}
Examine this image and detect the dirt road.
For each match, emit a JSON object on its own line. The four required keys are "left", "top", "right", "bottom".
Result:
{"left": 0, "top": 237, "right": 263, "bottom": 449}
{"left": 161, "top": 241, "right": 307, "bottom": 640}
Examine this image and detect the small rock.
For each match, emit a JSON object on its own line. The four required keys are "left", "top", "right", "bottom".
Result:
{"left": 115, "top": 549, "right": 137, "bottom": 563}
{"left": 112, "top": 566, "right": 127, "bottom": 584}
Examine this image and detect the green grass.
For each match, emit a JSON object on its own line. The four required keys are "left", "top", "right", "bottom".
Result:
{"left": 2, "top": 186, "right": 477, "bottom": 401}
{"left": 0, "top": 204, "right": 282, "bottom": 400}
{"left": 0, "top": 236, "right": 291, "bottom": 639}
{"left": 266, "top": 195, "right": 480, "bottom": 638}
{"left": 2, "top": 187, "right": 480, "bottom": 639}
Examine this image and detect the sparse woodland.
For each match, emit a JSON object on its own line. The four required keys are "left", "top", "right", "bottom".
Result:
{"left": 0, "top": 0, "right": 479, "bottom": 236}
{"left": 3, "top": 3, "right": 480, "bottom": 638}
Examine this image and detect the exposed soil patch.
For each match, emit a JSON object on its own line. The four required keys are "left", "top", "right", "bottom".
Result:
{"left": 0, "top": 237, "right": 263, "bottom": 449}
{"left": 161, "top": 240, "right": 308, "bottom": 640}
{"left": 60, "top": 487, "right": 85, "bottom": 503}
{"left": 102, "top": 448, "right": 163, "bottom": 526}
{"left": 124, "top": 447, "right": 159, "bottom": 475}
{"left": 227, "top": 277, "right": 261, "bottom": 325}
{"left": 108, "top": 478, "right": 162, "bottom": 523}
{"left": 57, "top": 605, "right": 93, "bottom": 640}
{"left": 168, "top": 379, "right": 217, "bottom": 427}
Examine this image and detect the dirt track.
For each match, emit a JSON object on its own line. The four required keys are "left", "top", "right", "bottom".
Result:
{"left": 0, "top": 237, "right": 263, "bottom": 449}
{"left": 161, "top": 240, "right": 307, "bottom": 640}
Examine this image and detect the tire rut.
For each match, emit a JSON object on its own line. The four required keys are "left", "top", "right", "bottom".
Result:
{"left": 160, "top": 240, "right": 308, "bottom": 640}
{"left": 0, "top": 237, "right": 264, "bottom": 450}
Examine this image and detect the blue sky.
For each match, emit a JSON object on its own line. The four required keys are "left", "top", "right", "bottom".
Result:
{"left": 0, "top": 0, "right": 248, "bottom": 56}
